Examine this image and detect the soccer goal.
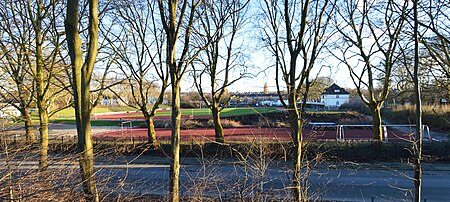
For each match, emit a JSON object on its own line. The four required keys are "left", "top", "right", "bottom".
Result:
{"left": 120, "top": 120, "right": 133, "bottom": 134}
{"left": 336, "top": 124, "right": 431, "bottom": 142}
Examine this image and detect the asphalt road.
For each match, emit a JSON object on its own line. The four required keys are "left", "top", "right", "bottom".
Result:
{"left": 3, "top": 158, "right": 450, "bottom": 201}
{"left": 99, "top": 162, "right": 450, "bottom": 201}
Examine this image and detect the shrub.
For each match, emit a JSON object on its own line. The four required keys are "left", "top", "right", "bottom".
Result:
{"left": 152, "top": 120, "right": 172, "bottom": 128}
{"left": 207, "top": 119, "right": 241, "bottom": 128}
{"left": 384, "top": 104, "right": 450, "bottom": 133}
{"left": 182, "top": 119, "right": 204, "bottom": 129}
{"left": 256, "top": 117, "right": 289, "bottom": 128}
{"left": 339, "top": 98, "right": 370, "bottom": 115}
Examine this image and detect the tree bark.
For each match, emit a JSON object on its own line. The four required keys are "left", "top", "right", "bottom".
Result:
{"left": 288, "top": 98, "right": 302, "bottom": 201}
{"left": 145, "top": 115, "right": 158, "bottom": 147}
{"left": 211, "top": 103, "right": 224, "bottom": 143}
{"left": 65, "top": 0, "right": 99, "bottom": 200}
{"left": 158, "top": 1, "right": 200, "bottom": 200}
{"left": 35, "top": 0, "right": 48, "bottom": 170}
{"left": 38, "top": 106, "right": 49, "bottom": 170}
{"left": 413, "top": 0, "right": 422, "bottom": 200}
{"left": 371, "top": 105, "right": 383, "bottom": 142}
{"left": 23, "top": 108, "right": 34, "bottom": 144}
{"left": 170, "top": 78, "right": 181, "bottom": 201}
{"left": 79, "top": 87, "right": 97, "bottom": 200}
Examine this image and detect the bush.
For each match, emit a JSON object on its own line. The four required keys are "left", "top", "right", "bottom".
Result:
{"left": 152, "top": 119, "right": 205, "bottom": 129}
{"left": 152, "top": 120, "right": 172, "bottom": 128}
{"left": 384, "top": 104, "right": 450, "bottom": 133}
{"left": 256, "top": 118, "right": 289, "bottom": 128}
{"left": 339, "top": 98, "right": 370, "bottom": 115}
{"left": 181, "top": 119, "right": 204, "bottom": 129}
{"left": 207, "top": 119, "right": 241, "bottom": 128}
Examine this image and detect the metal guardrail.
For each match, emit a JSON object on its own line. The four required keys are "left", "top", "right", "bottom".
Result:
{"left": 336, "top": 124, "right": 431, "bottom": 142}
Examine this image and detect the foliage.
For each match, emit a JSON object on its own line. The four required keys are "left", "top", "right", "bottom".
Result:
{"left": 207, "top": 119, "right": 241, "bottom": 128}
{"left": 339, "top": 99, "right": 371, "bottom": 115}
{"left": 384, "top": 104, "right": 450, "bottom": 133}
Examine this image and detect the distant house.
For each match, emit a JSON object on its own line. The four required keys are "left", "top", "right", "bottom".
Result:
{"left": 0, "top": 103, "right": 21, "bottom": 118}
{"left": 320, "top": 84, "right": 350, "bottom": 107}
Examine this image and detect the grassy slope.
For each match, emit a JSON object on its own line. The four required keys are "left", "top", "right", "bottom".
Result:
{"left": 49, "top": 107, "right": 279, "bottom": 126}
{"left": 112, "top": 107, "right": 279, "bottom": 117}
{"left": 52, "top": 106, "right": 139, "bottom": 118}
{"left": 383, "top": 104, "right": 450, "bottom": 134}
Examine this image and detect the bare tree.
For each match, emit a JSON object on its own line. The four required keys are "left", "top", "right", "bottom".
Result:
{"left": 419, "top": 0, "right": 450, "bottom": 80}
{"left": 26, "top": 0, "right": 70, "bottom": 170}
{"left": 333, "top": 0, "right": 409, "bottom": 142}
{"left": 413, "top": 0, "right": 422, "bottom": 201}
{"left": 0, "top": 0, "right": 70, "bottom": 170}
{"left": 261, "top": 0, "right": 335, "bottom": 200}
{"left": 157, "top": 0, "right": 208, "bottom": 200}
{"left": 0, "top": 1, "right": 35, "bottom": 143}
{"left": 417, "top": 0, "right": 450, "bottom": 104}
{"left": 191, "top": 0, "right": 250, "bottom": 143}
{"left": 65, "top": 0, "right": 99, "bottom": 200}
{"left": 106, "top": 0, "right": 168, "bottom": 147}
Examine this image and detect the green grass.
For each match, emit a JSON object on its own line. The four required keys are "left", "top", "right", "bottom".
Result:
{"left": 51, "top": 119, "right": 145, "bottom": 127}
{"left": 51, "top": 105, "right": 172, "bottom": 118}
{"left": 48, "top": 107, "right": 280, "bottom": 125}
{"left": 221, "top": 107, "right": 278, "bottom": 116}
{"left": 123, "top": 107, "right": 280, "bottom": 117}
{"left": 50, "top": 106, "right": 138, "bottom": 118}
{"left": 49, "top": 106, "right": 279, "bottom": 119}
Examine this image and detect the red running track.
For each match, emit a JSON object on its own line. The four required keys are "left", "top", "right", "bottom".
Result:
{"left": 94, "top": 127, "right": 415, "bottom": 142}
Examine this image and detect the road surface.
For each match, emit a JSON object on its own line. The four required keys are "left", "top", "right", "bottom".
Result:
{"left": 4, "top": 158, "right": 449, "bottom": 201}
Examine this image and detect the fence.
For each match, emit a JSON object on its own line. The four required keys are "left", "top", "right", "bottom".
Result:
{"left": 336, "top": 124, "right": 432, "bottom": 142}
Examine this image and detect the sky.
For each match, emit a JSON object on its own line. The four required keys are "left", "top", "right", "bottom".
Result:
{"left": 177, "top": 0, "right": 358, "bottom": 93}
{"left": 225, "top": 52, "right": 354, "bottom": 93}
{"left": 180, "top": 42, "right": 356, "bottom": 93}
{"left": 102, "top": 0, "right": 383, "bottom": 94}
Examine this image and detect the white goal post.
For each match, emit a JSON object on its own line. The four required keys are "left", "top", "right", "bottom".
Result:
{"left": 120, "top": 120, "right": 133, "bottom": 134}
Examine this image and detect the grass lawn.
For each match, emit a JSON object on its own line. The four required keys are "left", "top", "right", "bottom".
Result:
{"left": 221, "top": 107, "right": 279, "bottom": 116}
{"left": 48, "top": 107, "right": 280, "bottom": 125}
{"left": 49, "top": 106, "right": 139, "bottom": 118}
{"left": 160, "top": 107, "right": 279, "bottom": 117}
{"left": 51, "top": 119, "right": 145, "bottom": 127}
{"left": 123, "top": 107, "right": 280, "bottom": 117}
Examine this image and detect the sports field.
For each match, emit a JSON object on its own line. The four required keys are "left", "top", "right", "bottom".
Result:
{"left": 91, "top": 107, "right": 280, "bottom": 120}
{"left": 94, "top": 125, "right": 420, "bottom": 143}
{"left": 52, "top": 107, "right": 423, "bottom": 142}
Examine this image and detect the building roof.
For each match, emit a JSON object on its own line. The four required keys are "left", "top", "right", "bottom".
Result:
{"left": 321, "top": 83, "right": 349, "bottom": 95}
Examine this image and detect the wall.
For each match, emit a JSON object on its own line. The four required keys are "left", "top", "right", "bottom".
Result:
{"left": 321, "top": 94, "right": 350, "bottom": 107}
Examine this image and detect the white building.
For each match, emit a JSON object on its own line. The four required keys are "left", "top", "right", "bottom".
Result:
{"left": 320, "top": 84, "right": 350, "bottom": 107}
{"left": 0, "top": 103, "right": 21, "bottom": 118}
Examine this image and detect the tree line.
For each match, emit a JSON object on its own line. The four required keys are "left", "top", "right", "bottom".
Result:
{"left": 0, "top": 0, "right": 448, "bottom": 201}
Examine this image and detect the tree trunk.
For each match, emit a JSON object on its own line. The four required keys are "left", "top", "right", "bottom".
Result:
{"left": 371, "top": 106, "right": 383, "bottom": 142}
{"left": 211, "top": 104, "right": 224, "bottom": 143}
{"left": 38, "top": 106, "right": 49, "bottom": 170}
{"left": 170, "top": 79, "right": 181, "bottom": 201}
{"left": 78, "top": 97, "right": 97, "bottom": 201}
{"left": 65, "top": 0, "right": 99, "bottom": 200}
{"left": 288, "top": 101, "right": 302, "bottom": 201}
{"left": 413, "top": 0, "right": 422, "bottom": 200}
{"left": 145, "top": 115, "right": 158, "bottom": 147}
{"left": 35, "top": 2, "right": 48, "bottom": 170}
{"left": 23, "top": 108, "right": 34, "bottom": 144}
